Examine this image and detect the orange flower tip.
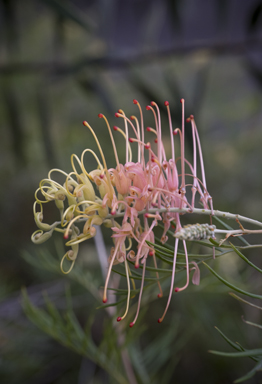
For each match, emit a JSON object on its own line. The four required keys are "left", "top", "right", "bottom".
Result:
{"left": 157, "top": 293, "right": 163, "bottom": 298}
{"left": 154, "top": 139, "right": 158, "bottom": 143}
{"left": 164, "top": 100, "right": 169, "bottom": 106}
{"left": 63, "top": 234, "right": 69, "bottom": 239}
{"left": 135, "top": 263, "right": 139, "bottom": 269}
{"left": 115, "top": 112, "right": 120, "bottom": 118}
{"left": 129, "top": 322, "right": 134, "bottom": 327}
{"left": 158, "top": 318, "right": 162, "bottom": 323}
{"left": 149, "top": 251, "right": 154, "bottom": 256}
{"left": 180, "top": 98, "right": 184, "bottom": 103}
{"left": 173, "top": 130, "right": 178, "bottom": 135}
{"left": 103, "top": 298, "right": 107, "bottom": 303}
{"left": 129, "top": 137, "right": 134, "bottom": 143}
{"left": 146, "top": 105, "right": 151, "bottom": 110}
{"left": 117, "top": 317, "right": 122, "bottom": 322}
{"left": 111, "top": 211, "right": 116, "bottom": 216}
{"left": 82, "top": 121, "right": 87, "bottom": 126}
{"left": 133, "top": 99, "right": 138, "bottom": 104}
{"left": 113, "top": 125, "right": 118, "bottom": 131}
{"left": 175, "top": 287, "right": 180, "bottom": 292}
{"left": 118, "top": 109, "right": 122, "bottom": 113}
{"left": 98, "top": 113, "right": 103, "bottom": 118}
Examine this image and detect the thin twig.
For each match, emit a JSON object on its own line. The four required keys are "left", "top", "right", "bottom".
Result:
{"left": 1, "top": 36, "right": 262, "bottom": 76}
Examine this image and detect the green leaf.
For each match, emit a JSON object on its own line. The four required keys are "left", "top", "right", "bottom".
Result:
{"left": 234, "top": 360, "right": 262, "bottom": 383}
{"left": 209, "top": 348, "right": 262, "bottom": 358}
{"left": 230, "top": 243, "right": 262, "bottom": 274}
{"left": 242, "top": 318, "right": 262, "bottom": 330}
{"left": 151, "top": 240, "right": 222, "bottom": 258}
{"left": 229, "top": 292, "right": 262, "bottom": 310}
{"left": 209, "top": 238, "right": 231, "bottom": 249}
{"left": 202, "top": 262, "right": 262, "bottom": 300}
{"left": 214, "top": 327, "right": 243, "bottom": 352}
{"left": 112, "top": 268, "right": 160, "bottom": 282}
{"left": 43, "top": 291, "right": 63, "bottom": 324}
{"left": 143, "top": 264, "right": 173, "bottom": 274}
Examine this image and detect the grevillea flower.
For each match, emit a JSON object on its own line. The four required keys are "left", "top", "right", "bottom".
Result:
{"left": 32, "top": 99, "right": 215, "bottom": 326}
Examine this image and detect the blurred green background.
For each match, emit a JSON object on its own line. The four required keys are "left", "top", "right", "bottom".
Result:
{"left": 1, "top": 0, "right": 262, "bottom": 383}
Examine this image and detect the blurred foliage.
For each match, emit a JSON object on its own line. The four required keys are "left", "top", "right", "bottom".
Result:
{"left": 1, "top": 0, "right": 262, "bottom": 383}
{"left": 20, "top": 230, "right": 262, "bottom": 383}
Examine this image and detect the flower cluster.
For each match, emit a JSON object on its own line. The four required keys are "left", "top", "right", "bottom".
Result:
{"left": 32, "top": 99, "right": 214, "bottom": 325}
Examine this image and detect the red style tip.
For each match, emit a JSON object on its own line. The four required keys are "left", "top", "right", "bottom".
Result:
{"left": 113, "top": 125, "right": 118, "bottom": 131}
{"left": 103, "top": 298, "right": 107, "bottom": 303}
{"left": 98, "top": 113, "right": 103, "bottom": 118}
{"left": 158, "top": 318, "right": 162, "bottom": 323}
{"left": 190, "top": 114, "right": 194, "bottom": 119}
{"left": 145, "top": 143, "right": 150, "bottom": 149}
{"left": 111, "top": 211, "right": 116, "bottom": 216}
{"left": 99, "top": 174, "right": 104, "bottom": 179}
{"left": 157, "top": 293, "right": 163, "bottom": 298}
{"left": 63, "top": 234, "right": 69, "bottom": 239}
{"left": 180, "top": 98, "right": 184, "bottom": 103}
{"left": 146, "top": 127, "right": 151, "bottom": 131}
{"left": 164, "top": 101, "right": 169, "bottom": 106}
{"left": 186, "top": 117, "right": 191, "bottom": 123}
{"left": 149, "top": 251, "right": 154, "bottom": 256}
{"left": 129, "top": 137, "right": 134, "bottom": 143}
{"left": 129, "top": 322, "right": 134, "bottom": 328}
{"left": 82, "top": 121, "right": 86, "bottom": 126}
{"left": 150, "top": 101, "right": 155, "bottom": 106}
{"left": 173, "top": 130, "right": 178, "bottom": 135}
{"left": 146, "top": 105, "right": 150, "bottom": 110}
{"left": 133, "top": 99, "right": 138, "bottom": 104}
{"left": 175, "top": 287, "right": 179, "bottom": 292}
{"left": 117, "top": 317, "right": 122, "bottom": 322}
{"left": 135, "top": 263, "right": 139, "bottom": 269}
{"left": 115, "top": 112, "right": 119, "bottom": 118}
{"left": 154, "top": 139, "right": 158, "bottom": 143}
{"left": 130, "top": 115, "right": 135, "bottom": 120}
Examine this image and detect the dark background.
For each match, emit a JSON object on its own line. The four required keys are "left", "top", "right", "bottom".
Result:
{"left": 1, "top": 0, "right": 262, "bottom": 383}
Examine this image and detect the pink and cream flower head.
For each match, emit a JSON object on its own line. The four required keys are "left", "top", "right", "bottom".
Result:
{"left": 32, "top": 99, "right": 215, "bottom": 326}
